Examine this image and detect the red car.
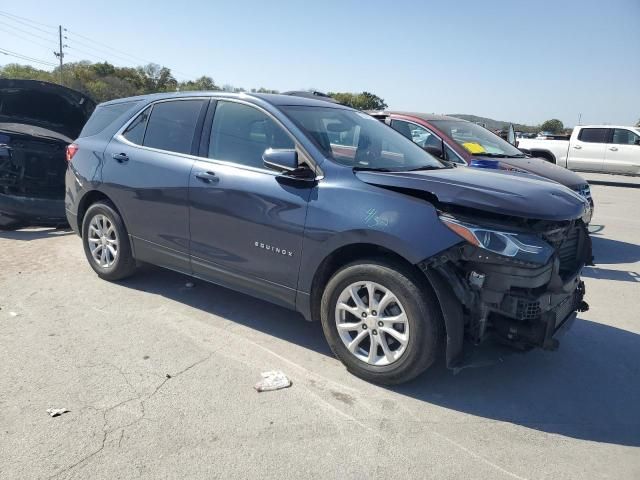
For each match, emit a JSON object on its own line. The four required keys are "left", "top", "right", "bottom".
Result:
{"left": 368, "top": 111, "right": 593, "bottom": 215}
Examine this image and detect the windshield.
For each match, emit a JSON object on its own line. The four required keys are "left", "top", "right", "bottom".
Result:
{"left": 281, "top": 106, "right": 445, "bottom": 171}
{"left": 430, "top": 120, "right": 524, "bottom": 157}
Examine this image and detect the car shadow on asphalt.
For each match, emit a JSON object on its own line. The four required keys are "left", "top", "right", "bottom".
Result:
{"left": 0, "top": 227, "right": 73, "bottom": 241}
{"left": 590, "top": 235, "right": 640, "bottom": 264}
{"left": 394, "top": 318, "right": 640, "bottom": 448}
{"left": 123, "top": 264, "right": 333, "bottom": 358}
{"left": 122, "top": 265, "right": 640, "bottom": 448}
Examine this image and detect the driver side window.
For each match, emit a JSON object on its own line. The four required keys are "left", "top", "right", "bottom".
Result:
{"left": 209, "top": 101, "right": 294, "bottom": 169}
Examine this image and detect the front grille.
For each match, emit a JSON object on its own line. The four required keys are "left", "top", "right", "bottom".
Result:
{"left": 515, "top": 298, "right": 542, "bottom": 321}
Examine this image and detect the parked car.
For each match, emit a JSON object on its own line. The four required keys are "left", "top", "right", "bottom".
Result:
{"left": 517, "top": 125, "right": 640, "bottom": 175}
{"left": 65, "top": 92, "right": 591, "bottom": 384}
{"left": 368, "top": 112, "right": 594, "bottom": 221}
{"left": 0, "top": 79, "right": 96, "bottom": 229}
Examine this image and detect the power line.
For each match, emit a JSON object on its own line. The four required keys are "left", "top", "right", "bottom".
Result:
{"left": 0, "top": 47, "right": 57, "bottom": 66}
{"left": 0, "top": 25, "right": 54, "bottom": 50}
{"left": 1, "top": 10, "right": 197, "bottom": 78}
{"left": 0, "top": 10, "right": 57, "bottom": 30}
{"left": 0, "top": 19, "right": 58, "bottom": 43}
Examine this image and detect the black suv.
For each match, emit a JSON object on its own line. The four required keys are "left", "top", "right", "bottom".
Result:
{"left": 65, "top": 92, "right": 591, "bottom": 384}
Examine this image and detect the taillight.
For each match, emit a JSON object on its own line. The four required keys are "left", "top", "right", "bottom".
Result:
{"left": 66, "top": 143, "right": 79, "bottom": 162}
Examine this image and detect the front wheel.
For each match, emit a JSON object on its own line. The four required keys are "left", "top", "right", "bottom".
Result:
{"left": 81, "top": 201, "right": 136, "bottom": 281}
{"left": 320, "top": 260, "right": 443, "bottom": 385}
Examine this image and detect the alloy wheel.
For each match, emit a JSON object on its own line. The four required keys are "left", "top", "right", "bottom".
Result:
{"left": 334, "top": 281, "right": 409, "bottom": 366}
{"left": 87, "top": 214, "right": 119, "bottom": 268}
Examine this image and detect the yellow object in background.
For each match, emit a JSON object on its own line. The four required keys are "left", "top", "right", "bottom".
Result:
{"left": 462, "top": 142, "right": 486, "bottom": 154}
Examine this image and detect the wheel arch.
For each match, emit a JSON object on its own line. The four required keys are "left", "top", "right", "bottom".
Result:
{"left": 76, "top": 190, "right": 123, "bottom": 237}
{"left": 530, "top": 149, "right": 556, "bottom": 164}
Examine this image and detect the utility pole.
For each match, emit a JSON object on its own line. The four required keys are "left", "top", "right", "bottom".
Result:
{"left": 54, "top": 25, "right": 64, "bottom": 84}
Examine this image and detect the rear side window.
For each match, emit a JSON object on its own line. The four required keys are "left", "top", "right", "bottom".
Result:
{"left": 79, "top": 101, "right": 140, "bottom": 138}
{"left": 122, "top": 107, "right": 151, "bottom": 145}
{"left": 578, "top": 128, "right": 608, "bottom": 143}
{"left": 143, "top": 100, "right": 205, "bottom": 155}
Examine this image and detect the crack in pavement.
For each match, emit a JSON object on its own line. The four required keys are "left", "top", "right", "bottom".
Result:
{"left": 48, "top": 350, "right": 219, "bottom": 479}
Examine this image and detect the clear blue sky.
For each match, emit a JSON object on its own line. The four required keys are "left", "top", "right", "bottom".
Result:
{"left": 1, "top": 0, "right": 639, "bottom": 126}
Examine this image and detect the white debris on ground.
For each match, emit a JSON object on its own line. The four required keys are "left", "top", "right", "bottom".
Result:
{"left": 254, "top": 371, "right": 292, "bottom": 392}
{"left": 9, "top": 311, "right": 18, "bottom": 317}
{"left": 46, "top": 408, "right": 69, "bottom": 417}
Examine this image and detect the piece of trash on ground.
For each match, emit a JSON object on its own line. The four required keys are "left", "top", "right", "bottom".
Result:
{"left": 46, "top": 408, "right": 69, "bottom": 417}
{"left": 9, "top": 311, "right": 18, "bottom": 317}
{"left": 254, "top": 371, "right": 291, "bottom": 392}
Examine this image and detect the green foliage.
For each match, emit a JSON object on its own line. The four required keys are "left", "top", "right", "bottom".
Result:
{"left": 179, "top": 76, "right": 220, "bottom": 91}
{"left": 540, "top": 118, "right": 564, "bottom": 133}
{"left": 0, "top": 61, "right": 384, "bottom": 111}
{"left": 328, "top": 91, "right": 388, "bottom": 111}
{"left": 0, "top": 61, "right": 213, "bottom": 102}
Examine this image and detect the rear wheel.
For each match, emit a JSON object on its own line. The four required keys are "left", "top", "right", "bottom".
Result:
{"left": 320, "top": 259, "right": 442, "bottom": 385}
{"left": 81, "top": 202, "right": 136, "bottom": 281}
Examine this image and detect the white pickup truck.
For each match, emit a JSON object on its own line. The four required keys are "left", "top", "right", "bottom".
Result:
{"left": 517, "top": 125, "right": 640, "bottom": 175}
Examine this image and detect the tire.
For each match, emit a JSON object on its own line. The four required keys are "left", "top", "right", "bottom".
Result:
{"left": 320, "top": 259, "right": 443, "bottom": 385}
{"left": 81, "top": 201, "right": 136, "bottom": 281}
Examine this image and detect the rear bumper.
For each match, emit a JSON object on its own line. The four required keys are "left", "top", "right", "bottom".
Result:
{"left": 0, "top": 192, "right": 65, "bottom": 227}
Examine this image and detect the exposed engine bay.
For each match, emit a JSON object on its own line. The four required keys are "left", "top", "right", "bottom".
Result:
{"left": 0, "top": 79, "right": 95, "bottom": 229}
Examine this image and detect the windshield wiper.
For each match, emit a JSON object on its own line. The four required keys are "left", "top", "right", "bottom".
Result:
{"left": 352, "top": 166, "right": 396, "bottom": 172}
{"left": 404, "top": 165, "right": 446, "bottom": 171}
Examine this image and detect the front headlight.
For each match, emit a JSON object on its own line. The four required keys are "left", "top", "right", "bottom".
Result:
{"left": 440, "top": 216, "right": 554, "bottom": 264}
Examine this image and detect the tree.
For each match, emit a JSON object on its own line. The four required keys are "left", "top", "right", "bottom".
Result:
{"left": 328, "top": 91, "right": 388, "bottom": 110}
{"left": 179, "top": 76, "right": 220, "bottom": 91}
{"left": 636, "top": 118, "right": 640, "bottom": 127}
{"left": 540, "top": 119, "right": 564, "bottom": 133}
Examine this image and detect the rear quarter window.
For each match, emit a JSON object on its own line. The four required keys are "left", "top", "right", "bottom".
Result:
{"left": 577, "top": 128, "right": 608, "bottom": 143}
{"left": 78, "top": 101, "right": 141, "bottom": 138}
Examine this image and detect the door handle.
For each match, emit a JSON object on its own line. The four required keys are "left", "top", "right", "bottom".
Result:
{"left": 609, "top": 147, "right": 618, "bottom": 151}
{"left": 112, "top": 153, "right": 129, "bottom": 163}
{"left": 195, "top": 171, "right": 218, "bottom": 183}
{"left": 573, "top": 145, "right": 582, "bottom": 150}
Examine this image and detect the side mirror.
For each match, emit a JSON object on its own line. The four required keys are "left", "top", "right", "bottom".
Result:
{"left": 424, "top": 145, "right": 443, "bottom": 159}
{"left": 263, "top": 148, "right": 298, "bottom": 172}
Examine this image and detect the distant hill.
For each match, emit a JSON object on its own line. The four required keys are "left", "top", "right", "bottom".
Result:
{"left": 448, "top": 114, "right": 537, "bottom": 132}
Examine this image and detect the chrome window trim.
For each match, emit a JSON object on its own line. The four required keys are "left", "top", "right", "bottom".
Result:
{"left": 113, "top": 96, "right": 323, "bottom": 180}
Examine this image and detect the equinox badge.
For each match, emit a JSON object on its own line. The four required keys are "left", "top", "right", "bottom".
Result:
{"left": 254, "top": 241, "right": 293, "bottom": 257}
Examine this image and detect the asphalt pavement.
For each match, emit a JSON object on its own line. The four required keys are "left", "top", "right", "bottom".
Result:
{"left": 1, "top": 177, "right": 638, "bottom": 479}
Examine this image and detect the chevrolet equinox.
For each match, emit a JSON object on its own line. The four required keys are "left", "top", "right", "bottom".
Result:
{"left": 65, "top": 93, "right": 592, "bottom": 384}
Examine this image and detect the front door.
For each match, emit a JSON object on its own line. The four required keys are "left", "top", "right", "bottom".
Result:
{"left": 189, "top": 100, "right": 313, "bottom": 307}
{"left": 567, "top": 127, "right": 607, "bottom": 172}
{"left": 604, "top": 128, "right": 640, "bottom": 174}
{"left": 102, "top": 98, "right": 207, "bottom": 272}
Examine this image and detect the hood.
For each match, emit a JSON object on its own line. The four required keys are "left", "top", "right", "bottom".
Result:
{"left": 0, "top": 79, "right": 96, "bottom": 140}
{"left": 355, "top": 166, "right": 588, "bottom": 221}
{"left": 471, "top": 155, "right": 587, "bottom": 188}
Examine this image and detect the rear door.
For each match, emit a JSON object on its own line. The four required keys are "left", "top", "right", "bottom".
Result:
{"left": 567, "top": 127, "right": 607, "bottom": 172}
{"left": 604, "top": 128, "right": 640, "bottom": 174}
{"left": 102, "top": 98, "right": 207, "bottom": 272}
{"left": 188, "top": 100, "right": 313, "bottom": 307}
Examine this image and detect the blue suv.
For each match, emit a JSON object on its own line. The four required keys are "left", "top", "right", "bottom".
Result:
{"left": 65, "top": 93, "right": 591, "bottom": 384}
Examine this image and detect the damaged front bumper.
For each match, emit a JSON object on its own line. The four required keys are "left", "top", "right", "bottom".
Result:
{"left": 420, "top": 221, "right": 592, "bottom": 369}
